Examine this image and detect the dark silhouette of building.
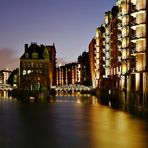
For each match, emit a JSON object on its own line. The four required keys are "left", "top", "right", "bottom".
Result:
{"left": 89, "top": 38, "right": 96, "bottom": 88}
{"left": 19, "top": 43, "right": 56, "bottom": 99}
{"left": 78, "top": 51, "right": 91, "bottom": 86}
{"left": 46, "top": 44, "right": 56, "bottom": 86}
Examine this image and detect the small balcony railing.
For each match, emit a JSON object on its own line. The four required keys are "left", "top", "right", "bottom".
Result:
{"left": 136, "top": 66, "right": 146, "bottom": 72}
{"left": 131, "top": 33, "right": 146, "bottom": 41}
{"left": 136, "top": 5, "right": 146, "bottom": 11}
{"left": 136, "top": 49, "right": 146, "bottom": 54}
{"left": 118, "top": 34, "right": 122, "bottom": 40}
{"left": 131, "top": 5, "right": 138, "bottom": 13}
{"left": 118, "top": 23, "right": 122, "bottom": 29}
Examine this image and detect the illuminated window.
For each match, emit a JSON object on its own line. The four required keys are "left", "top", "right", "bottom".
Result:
{"left": 122, "top": 49, "right": 127, "bottom": 59}
{"left": 106, "top": 27, "right": 109, "bottom": 35}
{"left": 106, "top": 52, "right": 110, "bottom": 59}
{"left": 96, "top": 60, "right": 99, "bottom": 65}
{"left": 96, "top": 47, "right": 99, "bottom": 52}
{"left": 136, "top": 54, "right": 145, "bottom": 71}
{"left": 122, "top": 15, "right": 129, "bottom": 26}
{"left": 106, "top": 60, "right": 110, "bottom": 66}
{"left": 32, "top": 52, "right": 38, "bottom": 59}
{"left": 96, "top": 38, "right": 100, "bottom": 46}
{"left": 106, "top": 68, "right": 110, "bottom": 76}
{"left": 122, "top": 38, "right": 129, "bottom": 48}
{"left": 28, "top": 70, "right": 31, "bottom": 74}
{"left": 136, "top": 26, "right": 145, "bottom": 38}
{"left": 122, "top": 63, "right": 127, "bottom": 74}
{"left": 96, "top": 53, "right": 99, "bottom": 58}
{"left": 106, "top": 36, "right": 110, "bottom": 43}
{"left": 111, "top": 68, "right": 113, "bottom": 75}
{"left": 105, "top": 14, "right": 109, "bottom": 24}
{"left": 96, "top": 29, "right": 100, "bottom": 38}
{"left": 122, "top": 3, "right": 129, "bottom": 15}
{"left": 136, "top": 40, "right": 146, "bottom": 52}
{"left": 23, "top": 70, "right": 26, "bottom": 75}
{"left": 122, "top": 27, "right": 129, "bottom": 37}
{"left": 106, "top": 44, "right": 110, "bottom": 51}
{"left": 25, "top": 53, "right": 29, "bottom": 58}
{"left": 136, "top": 0, "right": 146, "bottom": 10}
{"left": 136, "top": 12, "right": 146, "bottom": 24}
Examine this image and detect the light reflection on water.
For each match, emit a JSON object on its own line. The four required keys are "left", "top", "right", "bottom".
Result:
{"left": 0, "top": 96, "right": 148, "bottom": 148}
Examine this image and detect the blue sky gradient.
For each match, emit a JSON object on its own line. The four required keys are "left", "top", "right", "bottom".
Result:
{"left": 0, "top": 0, "right": 116, "bottom": 70}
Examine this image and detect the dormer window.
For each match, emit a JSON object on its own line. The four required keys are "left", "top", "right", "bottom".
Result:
{"left": 32, "top": 52, "right": 38, "bottom": 59}
{"left": 25, "top": 53, "right": 29, "bottom": 58}
{"left": 43, "top": 47, "right": 49, "bottom": 59}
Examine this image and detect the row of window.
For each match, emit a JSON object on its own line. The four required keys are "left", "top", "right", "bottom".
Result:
{"left": 22, "top": 70, "right": 43, "bottom": 75}
{"left": 21, "top": 62, "right": 44, "bottom": 68}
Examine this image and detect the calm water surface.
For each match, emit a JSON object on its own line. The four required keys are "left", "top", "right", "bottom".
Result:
{"left": 0, "top": 96, "right": 148, "bottom": 148}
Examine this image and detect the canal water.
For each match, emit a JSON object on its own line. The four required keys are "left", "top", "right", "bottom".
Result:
{"left": 0, "top": 96, "right": 148, "bottom": 148}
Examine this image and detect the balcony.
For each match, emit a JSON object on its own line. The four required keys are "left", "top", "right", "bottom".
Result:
{"left": 131, "top": 4, "right": 137, "bottom": 13}
{"left": 131, "top": 20, "right": 146, "bottom": 29}
{"left": 136, "top": 66, "right": 146, "bottom": 72}
{"left": 131, "top": 9, "right": 146, "bottom": 18}
{"left": 136, "top": 49, "right": 146, "bottom": 55}
{"left": 131, "top": 33, "right": 146, "bottom": 42}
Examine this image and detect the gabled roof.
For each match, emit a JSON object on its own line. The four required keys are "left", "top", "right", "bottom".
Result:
{"left": 20, "top": 43, "right": 54, "bottom": 60}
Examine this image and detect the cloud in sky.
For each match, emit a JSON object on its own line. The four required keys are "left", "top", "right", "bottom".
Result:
{"left": 0, "top": 0, "right": 116, "bottom": 67}
{"left": 0, "top": 48, "right": 19, "bottom": 70}
{"left": 0, "top": 48, "right": 69, "bottom": 70}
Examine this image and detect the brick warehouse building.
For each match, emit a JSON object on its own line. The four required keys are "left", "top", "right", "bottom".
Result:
{"left": 56, "top": 62, "right": 81, "bottom": 86}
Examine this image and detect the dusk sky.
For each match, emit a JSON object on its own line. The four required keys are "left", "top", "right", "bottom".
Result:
{"left": 0, "top": 0, "right": 116, "bottom": 70}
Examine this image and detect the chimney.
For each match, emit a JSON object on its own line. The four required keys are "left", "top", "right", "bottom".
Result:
{"left": 25, "top": 44, "right": 28, "bottom": 52}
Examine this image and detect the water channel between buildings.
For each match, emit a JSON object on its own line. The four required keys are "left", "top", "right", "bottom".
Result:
{"left": 0, "top": 95, "right": 148, "bottom": 148}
